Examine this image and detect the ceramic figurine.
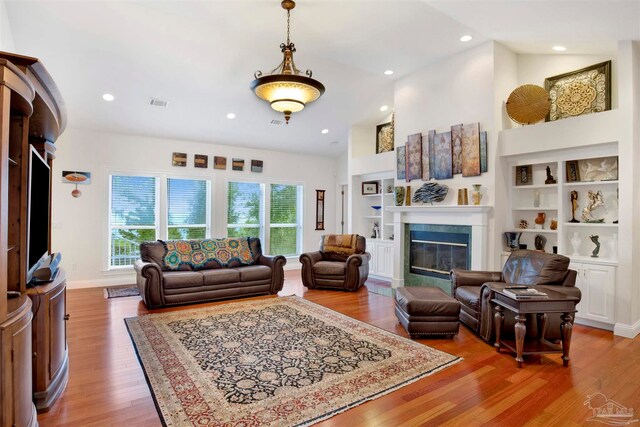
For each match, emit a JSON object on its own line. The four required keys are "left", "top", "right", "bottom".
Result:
{"left": 589, "top": 234, "right": 600, "bottom": 258}
{"left": 534, "top": 212, "right": 546, "bottom": 229}
{"left": 581, "top": 190, "right": 605, "bottom": 223}
{"left": 534, "top": 234, "right": 547, "bottom": 252}
{"left": 545, "top": 166, "right": 557, "bottom": 184}
{"left": 371, "top": 222, "right": 380, "bottom": 239}
{"left": 519, "top": 219, "right": 529, "bottom": 229}
{"left": 569, "top": 191, "right": 580, "bottom": 223}
{"left": 550, "top": 219, "right": 558, "bottom": 230}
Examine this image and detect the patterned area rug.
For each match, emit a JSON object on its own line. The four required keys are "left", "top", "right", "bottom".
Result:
{"left": 125, "top": 296, "right": 461, "bottom": 427}
{"left": 104, "top": 285, "right": 140, "bottom": 299}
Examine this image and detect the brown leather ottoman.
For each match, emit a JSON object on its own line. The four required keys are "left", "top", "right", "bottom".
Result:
{"left": 395, "top": 286, "right": 461, "bottom": 337}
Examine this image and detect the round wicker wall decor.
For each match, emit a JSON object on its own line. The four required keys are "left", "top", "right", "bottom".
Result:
{"left": 506, "top": 84, "right": 551, "bottom": 125}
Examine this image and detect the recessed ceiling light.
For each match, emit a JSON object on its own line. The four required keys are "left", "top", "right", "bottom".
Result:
{"left": 321, "top": 129, "right": 329, "bottom": 134}
{"left": 460, "top": 35, "right": 473, "bottom": 42}
{"left": 380, "top": 105, "right": 389, "bottom": 112}
{"left": 553, "top": 45, "right": 567, "bottom": 52}
{"left": 102, "top": 93, "right": 114, "bottom": 102}
{"left": 384, "top": 70, "right": 394, "bottom": 76}
{"left": 226, "top": 113, "right": 236, "bottom": 119}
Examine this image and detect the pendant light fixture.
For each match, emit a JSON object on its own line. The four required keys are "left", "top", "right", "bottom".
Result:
{"left": 250, "top": 0, "right": 325, "bottom": 124}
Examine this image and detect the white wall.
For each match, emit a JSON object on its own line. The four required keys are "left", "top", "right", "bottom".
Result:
{"left": 0, "top": 0, "right": 14, "bottom": 51}
{"left": 51, "top": 127, "right": 337, "bottom": 288}
{"left": 393, "top": 41, "right": 500, "bottom": 268}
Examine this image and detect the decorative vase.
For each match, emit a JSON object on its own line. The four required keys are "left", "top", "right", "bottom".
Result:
{"left": 504, "top": 232, "right": 521, "bottom": 251}
{"left": 405, "top": 185, "right": 411, "bottom": 206}
{"left": 534, "top": 212, "right": 546, "bottom": 229}
{"left": 570, "top": 232, "right": 582, "bottom": 257}
{"left": 608, "top": 233, "right": 618, "bottom": 259}
{"left": 394, "top": 186, "right": 405, "bottom": 206}
{"left": 533, "top": 190, "right": 540, "bottom": 208}
{"left": 471, "top": 184, "right": 482, "bottom": 205}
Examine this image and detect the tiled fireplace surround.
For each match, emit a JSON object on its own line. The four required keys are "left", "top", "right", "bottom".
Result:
{"left": 388, "top": 206, "right": 493, "bottom": 292}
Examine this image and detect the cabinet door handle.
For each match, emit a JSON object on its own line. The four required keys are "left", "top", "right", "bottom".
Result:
{"left": 64, "top": 314, "right": 70, "bottom": 321}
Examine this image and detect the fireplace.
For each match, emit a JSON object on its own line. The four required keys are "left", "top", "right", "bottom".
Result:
{"left": 410, "top": 230, "right": 470, "bottom": 279}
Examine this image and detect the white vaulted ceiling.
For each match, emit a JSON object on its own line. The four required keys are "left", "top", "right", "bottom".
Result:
{"left": 3, "top": 0, "right": 639, "bottom": 157}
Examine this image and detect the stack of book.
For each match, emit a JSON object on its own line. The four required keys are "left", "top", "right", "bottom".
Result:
{"left": 503, "top": 286, "right": 548, "bottom": 299}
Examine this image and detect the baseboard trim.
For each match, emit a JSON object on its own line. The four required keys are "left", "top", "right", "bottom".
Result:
{"left": 614, "top": 318, "right": 640, "bottom": 339}
{"left": 575, "top": 317, "right": 614, "bottom": 332}
{"left": 67, "top": 275, "right": 136, "bottom": 289}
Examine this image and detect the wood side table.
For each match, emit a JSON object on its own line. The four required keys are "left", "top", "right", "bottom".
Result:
{"left": 490, "top": 283, "right": 579, "bottom": 368}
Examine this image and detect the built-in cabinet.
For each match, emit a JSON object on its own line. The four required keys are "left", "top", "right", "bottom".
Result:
{"left": 369, "top": 240, "right": 394, "bottom": 279}
{"left": 0, "top": 51, "right": 67, "bottom": 420}
{"left": 504, "top": 144, "right": 619, "bottom": 330}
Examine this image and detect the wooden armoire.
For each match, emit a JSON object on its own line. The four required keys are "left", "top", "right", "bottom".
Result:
{"left": 0, "top": 51, "right": 67, "bottom": 426}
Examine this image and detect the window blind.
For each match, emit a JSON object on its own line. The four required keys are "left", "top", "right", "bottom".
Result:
{"left": 269, "top": 184, "right": 298, "bottom": 255}
{"left": 167, "top": 178, "right": 207, "bottom": 226}
{"left": 228, "top": 182, "right": 261, "bottom": 225}
{"left": 111, "top": 175, "right": 157, "bottom": 226}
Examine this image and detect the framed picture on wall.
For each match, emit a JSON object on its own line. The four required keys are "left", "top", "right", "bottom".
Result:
{"left": 362, "top": 181, "right": 379, "bottom": 195}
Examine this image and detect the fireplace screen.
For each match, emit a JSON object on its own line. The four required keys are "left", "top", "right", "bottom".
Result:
{"left": 410, "top": 231, "right": 470, "bottom": 279}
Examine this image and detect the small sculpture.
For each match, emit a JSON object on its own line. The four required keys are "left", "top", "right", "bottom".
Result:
{"left": 581, "top": 190, "right": 605, "bottom": 223}
{"left": 569, "top": 190, "right": 580, "bottom": 223}
{"left": 519, "top": 219, "right": 529, "bottom": 229}
{"left": 412, "top": 182, "right": 448, "bottom": 204}
{"left": 534, "top": 212, "right": 546, "bottom": 229}
{"left": 371, "top": 222, "right": 380, "bottom": 239}
{"left": 550, "top": 219, "right": 558, "bottom": 230}
{"left": 589, "top": 235, "right": 600, "bottom": 258}
{"left": 504, "top": 232, "right": 521, "bottom": 251}
{"left": 534, "top": 234, "right": 547, "bottom": 252}
{"left": 545, "top": 166, "right": 557, "bottom": 184}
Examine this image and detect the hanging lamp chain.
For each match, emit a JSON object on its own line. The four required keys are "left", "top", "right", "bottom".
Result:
{"left": 286, "top": 8, "right": 291, "bottom": 45}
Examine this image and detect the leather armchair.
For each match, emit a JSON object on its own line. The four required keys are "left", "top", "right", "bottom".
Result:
{"left": 450, "top": 250, "right": 580, "bottom": 342}
{"left": 299, "top": 235, "right": 371, "bottom": 291}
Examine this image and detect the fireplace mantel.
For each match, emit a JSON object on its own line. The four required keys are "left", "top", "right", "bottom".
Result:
{"left": 389, "top": 205, "right": 493, "bottom": 288}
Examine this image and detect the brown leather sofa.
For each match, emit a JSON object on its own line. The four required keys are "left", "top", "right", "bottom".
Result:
{"left": 134, "top": 238, "right": 286, "bottom": 308}
{"left": 299, "top": 235, "right": 370, "bottom": 291}
{"left": 450, "top": 250, "right": 580, "bottom": 342}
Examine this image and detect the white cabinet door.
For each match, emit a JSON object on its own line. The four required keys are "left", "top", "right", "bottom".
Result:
{"left": 386, "top": 244, "right": 395, "bottom": 279}
{"left": 581, "top": 264, "right": 616, "bottom": 324}
{"left": 571, "top": 262, "right": 616, "bottom": 324}
{"left": 368, "top": 241, "right": 379, "bottom": 276}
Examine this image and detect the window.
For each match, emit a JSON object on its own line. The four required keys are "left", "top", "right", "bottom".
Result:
{"left": 167, "top": 178, "right": 210, "bottom": 239}
{"left": 269, "top": 184, "right": 302, "bottom": 255}
{"left": 227, "top": 182, "right": 263, "bottom": 239}
{"left": 109, "top": 175, "right": 158, "bottom": 267}
{"left": 226, "top": 181, "right": 302, "bottom": 256}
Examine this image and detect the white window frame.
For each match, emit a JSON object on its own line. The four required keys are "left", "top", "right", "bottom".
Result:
{"left": 226, "top": 180, "right": 266, "bottom": 244}
{"left": 268, "top": 183, "right": 304, "bottom": 256}
{"left": 106, "top": 169, "right": 215, "bottom": 271}
{"left": 226, "top": 179, "right": 304, "bottom": 257}
{"left": 108, "top": 173, "right": 160, "bottom": 270}
{"left": 166, "top": 177, "right": 212, "bottom": 239}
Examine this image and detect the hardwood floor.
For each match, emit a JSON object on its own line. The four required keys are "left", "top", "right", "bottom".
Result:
{"left": 38, "top": 270, "right": 640, "bottom": 426}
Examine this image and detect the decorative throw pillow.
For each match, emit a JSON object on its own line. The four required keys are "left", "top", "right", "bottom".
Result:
{"left": 160, "top": 238, "right": 254, "bottom": 271}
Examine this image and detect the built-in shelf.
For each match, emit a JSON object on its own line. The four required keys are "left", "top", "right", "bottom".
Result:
{"left": 387, "top": 205, "right": 493, "bottom": 213}
{"left": 7, "top": 157, "right": 17, "bottom": 167}
{"left": 363, "top": 215, "right": 382, "bottom": 219}
{"left": 363, "top": 193, "right": 382, "bottom": 198}
{"left": 384, "top": 192, "right": 394, "bottom": 196}
{"left": 515, "top": 229, "right": 558, "bottom": 234}
{"left": 563, "top": 222, "right": 618, "bottom": 228}
{"left": 513, "top": 207, "right": 558, "bottom": 211}
{"left": 511, "top": 184, "right": 558, "bottom": 190}
{"left": 384, "top": 223, "right": 393, "bottom": 227}
{"left": 564, "top": 180, "right": 618, "bottom": 187}
{"left": 569, "top": 255, "right": 618, "bottom": 266}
